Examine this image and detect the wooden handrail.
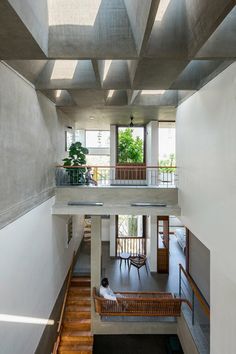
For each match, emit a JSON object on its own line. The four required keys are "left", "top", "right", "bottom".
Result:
{"left": 179, "top": 263, "right": 210, "bottom": 318}
{"left": 52, "top": 336, "right": 60, "bottom": 354}
{"left": 56, "top": 165, "right": 177, "bottom": 169}
{"left": 52, "top": 252, "right": 76, "bottom": 354}
{"left": 117, "top": 236, "right": 145, "bottom": 240}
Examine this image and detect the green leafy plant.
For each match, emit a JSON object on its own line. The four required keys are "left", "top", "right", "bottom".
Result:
{"left": 118, "top": 128, "right": 143, "bottom": 163}
{"left": 62, "top": 142, "right": 89, "bottom": 185}
{"left": 159, "top": 153, "right": 176, "bottom": 173}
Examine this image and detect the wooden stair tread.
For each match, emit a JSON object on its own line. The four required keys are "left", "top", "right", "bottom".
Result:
{"left": 71, "top": 280, "right": 91, "bottom": 287}
{"left": 64, "top": 316, "right": 91, "bottom": 320}
{"left": 59, "top": 343, "right": 92, "bottom": 350}
{"left": 63, "top": 323, "right": 90, "bottom": 331}
{"left": 67, "top": 293, "right": 91, "bottom": 298}
{"left": 71, "top": 277, "right": 91, "bottom": 281}
{"left": 64, "top": 312, "right": 91, "bottom": 322}
{"left": 66, "top": 299, "right": 91, "bottom": 306}
{"left": 62, "top": 330, "right": 92, "bottom": 336}
{"left": 69, "top": 286, "right": 90, "bottom": 290}
{"left": 66, "top": 305, "right": 91, "bottom": 312}
{"left": 61, "top": 340, "right": 93, "bottom": 346}
{"left": 61, "top": 338, "right": 93, "bottom": 345}
{"left": 67, "top": 298, "right": 91, "bottom": 303}
{"left": 68, "top": 290, "right": 90, "bottom": 296}
{"left": 59, "top": 344, "right": 92, "bottom": 353}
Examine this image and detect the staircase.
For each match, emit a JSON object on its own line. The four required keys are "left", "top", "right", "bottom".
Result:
{"left": 83, "top": 217, "right": 91, "bottom": 243}
{"left": 58, "top": 276, "right": 93, "bottom": 354}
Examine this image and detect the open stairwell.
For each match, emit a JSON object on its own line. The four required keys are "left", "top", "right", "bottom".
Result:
{"left": 83, "top": 217, "right": 91, "bottom": 243}
{"left": 58, "top": 276, "right": 93, "bottom": 354}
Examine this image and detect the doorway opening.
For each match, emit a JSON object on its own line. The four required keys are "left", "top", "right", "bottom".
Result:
{"left": 116, "top": 126, "right": 146, "bottom": 181}
{"left": 116, "top": 215, "right": 146, "bottom": 256}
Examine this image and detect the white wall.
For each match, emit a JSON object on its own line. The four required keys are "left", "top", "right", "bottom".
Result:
{"left": 110, "top": 215, "right": 116, "bottom": 257}
{"left": 146, "top": 121, "right": 158, "bottom": 166}
{"left": 146, "top": 121, "right": 159, "bottom": 185}
{"left": 73, "top": 215, "right": 85, "bottom": 250}
{"left": 189, "top": 231, "right": 210, "bottom": 304}
{"left": 0, "top": 197, "right": 83, "bottom": 354}
{"left": 176, "top": 62, "right": 236, "bottom": 354}
{"left": 110, "top": 125, "right": 116, "bottom": 166}
{"left": 148, "top": 215, "right": 157, "bottom": 272}
{"left": 102, "top": 218, "right": 110, "bottom": 242}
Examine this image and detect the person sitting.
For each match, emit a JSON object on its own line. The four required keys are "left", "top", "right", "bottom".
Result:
{"left": 99, "top": 278, "right": 118, "bottom": 301}
{"left": 85, "top": 167, "right": 97, "bottom": 186}
{"left": 99, "top": 278, "right": 129, "bottom": 311}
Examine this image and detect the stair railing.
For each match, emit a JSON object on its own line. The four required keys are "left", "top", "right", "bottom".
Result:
{"left": 52, "top": 252, "right": 76, "bottom": 354}
{"left": 179, "top": 263, "right": 210, "bottom": 325}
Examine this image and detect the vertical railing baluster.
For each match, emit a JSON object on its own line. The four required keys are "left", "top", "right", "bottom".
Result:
{"left": 179, "top": 265, "right": 181, "bottom": 297}
{"left": 192, "top": 290, "right": 195, "bottom": 325}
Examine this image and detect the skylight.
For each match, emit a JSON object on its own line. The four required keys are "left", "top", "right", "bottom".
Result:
{"left": 108, "top": 90, "right": 114, "bottom": 98}
{"left": 56, "top": 90, "right": 62, "bottom": 98}
{"left": 51, "top": 60, "right": 78, "bottom": 80}
{"left": 48, "top": 0, "right": 101, "bottom": 26}
{"left": 141, "top": 90, "right": 165, "bottom": 95}
{"left": 155, "top": 0, "right": 171, "bottom": 22}
{"left": 103, "top": 60, "right": 112, "bottom": 81}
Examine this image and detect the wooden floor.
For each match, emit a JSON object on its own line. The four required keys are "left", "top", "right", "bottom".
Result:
{"left": 101, "top": 235, "right": 186, "bottom": 294}
{"left": 58, "top": 276, "right": 93, "bottom": 354}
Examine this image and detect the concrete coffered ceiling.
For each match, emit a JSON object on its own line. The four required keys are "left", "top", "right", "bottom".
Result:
{"left": 1, "top": 0, "right": 236, "bottom": 128}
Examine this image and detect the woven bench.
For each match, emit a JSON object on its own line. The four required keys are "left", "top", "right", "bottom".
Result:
{"left": 93, "top": 287, "right": 191, "bottom": 317}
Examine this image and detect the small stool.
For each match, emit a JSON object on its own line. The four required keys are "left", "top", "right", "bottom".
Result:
{"left": 119, "top": 252, "right": 131, "bottom": 267}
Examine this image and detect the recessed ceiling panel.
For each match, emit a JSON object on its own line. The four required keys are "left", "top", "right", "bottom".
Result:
{"left": 48, "top": 0, "right": 137, "bottom": 58}
{"left": 132, "top": 59, "right": 189, "bottom": 89}
{"left": 36, "top": 60, "right": 98, "bottom": 89}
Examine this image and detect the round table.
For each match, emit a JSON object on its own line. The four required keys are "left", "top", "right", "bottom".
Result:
{"left": 119, "top": 252, "right": 131, "bottom": 267}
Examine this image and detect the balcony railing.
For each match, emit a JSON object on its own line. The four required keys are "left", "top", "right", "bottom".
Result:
{"left": 116, "top": 237, "right": 146, "bottom": 257}
{"left": 55, "top": 165, "right": 177, "bottom": 188}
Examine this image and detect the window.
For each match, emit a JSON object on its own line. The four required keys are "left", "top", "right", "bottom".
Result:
{"left": 158, "top": 122, "right": 176, "bottom": 165}
{"left": 85, "top": 130, "right": 110, "bottom": 148}
{"left": 117, "top": 127, "right": 145, "bottom": 163}
{"left": 117, "top": 215, "right": 144, "bottom": 238}
{"left": 65, "top": 131, "right": 73, "bottom": 151}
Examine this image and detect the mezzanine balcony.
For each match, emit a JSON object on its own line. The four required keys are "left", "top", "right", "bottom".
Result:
{"left": 55, "top": 165, "right": 177, "bottom": 188}
{"left": 53, "top": 165, "right": 179, "bottom": 216}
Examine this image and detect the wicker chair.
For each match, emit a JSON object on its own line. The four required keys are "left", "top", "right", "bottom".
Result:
{"left": 129, "top": 255, "right": 148, "bottom": 275}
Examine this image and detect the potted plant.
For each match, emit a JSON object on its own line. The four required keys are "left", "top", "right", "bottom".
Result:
{"left": 62, "top": 142, "right": 89, "bottom": 185}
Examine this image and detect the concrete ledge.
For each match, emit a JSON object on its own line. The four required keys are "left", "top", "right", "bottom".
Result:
{"left": 177, "top": 314, "right": 200, "bottom": 354}
{"left": 53, "top": 186, "right": 180, "bottom": 216}
{"left": 92, "top": 314, "right": 177, "bottom": 335}
{"left": 52, "top": 201, "right": 180, "bottom": 216}
{"left": 0, "top": 187, "right": 55, "bottom": 230}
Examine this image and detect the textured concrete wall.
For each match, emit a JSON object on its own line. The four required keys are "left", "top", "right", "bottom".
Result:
{"left": 177, "top": 62, "right": 236, "bottom": 354}
{"left": 0, "top": 62, "right": 73, "bottom": 229}
{"left": 8, "top": 0, "right": 49, "bottom": 54}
